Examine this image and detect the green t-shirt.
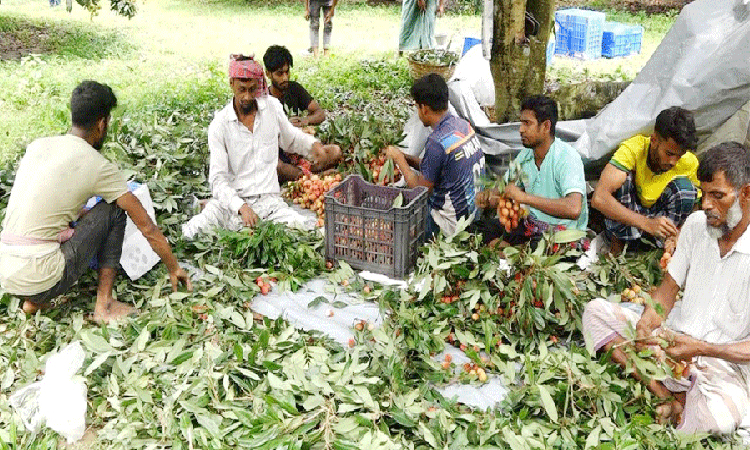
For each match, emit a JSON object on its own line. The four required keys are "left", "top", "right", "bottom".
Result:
{"left": 506, "top": 138, "right": 588, "bottom": 231}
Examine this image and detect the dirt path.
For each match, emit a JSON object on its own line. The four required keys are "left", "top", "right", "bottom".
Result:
{"left": 0, "top": 26, "right": 53, "bottom": 60}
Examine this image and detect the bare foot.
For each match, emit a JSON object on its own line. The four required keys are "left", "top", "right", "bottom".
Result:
{"left": 655, "top": 399, "right": 683, "bottom": 426}
{"left": 609, "top": 237, "right": 624, "bottom": 256}
{"left": 22, "top": 300, "right": 43, "bottom": 315}
{"left": 93, "top": 299, "right": 139, "bottom": 324}
{"left": 22, "top": 296, "right": 70, "bottom": 315}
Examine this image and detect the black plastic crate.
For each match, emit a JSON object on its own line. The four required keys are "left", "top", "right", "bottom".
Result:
{"left": 324, "top": 175, "right": 428, "bottom": 279}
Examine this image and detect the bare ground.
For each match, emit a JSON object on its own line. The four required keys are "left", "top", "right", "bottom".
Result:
{"left": 0, "top": 25, "right": 53, "bottom": 61}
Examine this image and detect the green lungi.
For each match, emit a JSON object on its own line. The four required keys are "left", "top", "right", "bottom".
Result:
{"left": 398, "top": 0, "right": 437, "bottom": 51}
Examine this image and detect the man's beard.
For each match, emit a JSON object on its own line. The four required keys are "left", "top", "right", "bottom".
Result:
{"left": 239, "top": 100, "right": 257, "bottom": 115}
{"left": 707, "top": 198, "right": 743, "bottom": 239}
{"left": 521, "top": 135, "right": 540, "bottom": 149}
{"left": 93, "top": 128, "right": 107, "bottom": 150}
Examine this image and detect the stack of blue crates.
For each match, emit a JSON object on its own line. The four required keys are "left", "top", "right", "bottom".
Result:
{"left": 555, "top": 9, "right": 606, "bottom": 60}
{"left": 601, "top": 22, "right": 644, "bottom": 57}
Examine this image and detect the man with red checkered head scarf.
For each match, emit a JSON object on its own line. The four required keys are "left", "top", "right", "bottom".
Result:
{"left": 182, "top": 55, "right": 341, "bottom": 238}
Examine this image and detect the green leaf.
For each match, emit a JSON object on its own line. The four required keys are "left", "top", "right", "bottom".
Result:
{"left": 419, "top": 422, "right": 439, "bottom": 448}
{"left": 308, "top": 296, "right": 329, "bottom": 308}
{"left": 585, "top": 424, "right": 601, "bottom": 449}
{"left": 537, "top": 384, "right": 558, "bottom": 422}
{"left": 551, "top": 229, "right": 587, "bottom": 243}
{"left": 392, "top": 193, "right": 404, "bottom": 208}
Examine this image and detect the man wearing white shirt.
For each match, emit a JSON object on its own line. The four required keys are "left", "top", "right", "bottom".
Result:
{"left": 182, "top": 55, "right": 340, "bottom": 238}
{"left": 583, "top": 142, "right": 750, "bottom": 434}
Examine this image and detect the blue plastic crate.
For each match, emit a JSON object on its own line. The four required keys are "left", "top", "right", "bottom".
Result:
{"left": 462, "top": 37, "right": 481, "bottom": 56}
{"left": 555, "top": 9, "right": 605, "bottom": 60}
{"left": 628, "top": 24, "right": 643, "bottom": 54}
{"left": 602, "top": 22, "right": 644, "bottom": 57}
{"left": 554, "top": 10, "right": 571, "bottom": 55}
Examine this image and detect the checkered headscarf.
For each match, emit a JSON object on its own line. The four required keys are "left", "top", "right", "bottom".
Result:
{"left": 228, "top": 54, "right": 267, "bottom": 96}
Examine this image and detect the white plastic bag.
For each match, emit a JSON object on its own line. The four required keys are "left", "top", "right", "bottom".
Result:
{"left": 10, "top": 341, "right": 87, "bottom": 443}
{"left": 119, "top": 183, "right": 161, "bottom": 280}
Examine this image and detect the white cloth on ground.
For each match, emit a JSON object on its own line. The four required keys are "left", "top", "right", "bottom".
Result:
{"left": 182, "top": 194, "right": 316, "bottom": 238}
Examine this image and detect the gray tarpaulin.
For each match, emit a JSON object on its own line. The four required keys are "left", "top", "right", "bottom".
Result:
{"left": 574, "top": 0, "right": 750, "bottom": 160}
{"left": 403, "top": 45, "right": 586, "bottom": 158}
{"left": 406, "top": 0, "right": 750, "bottom": 163}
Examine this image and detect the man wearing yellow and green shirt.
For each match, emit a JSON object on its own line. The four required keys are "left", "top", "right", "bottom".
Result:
{"left": 591, "top": 107, "right": 699, "bottom": 253}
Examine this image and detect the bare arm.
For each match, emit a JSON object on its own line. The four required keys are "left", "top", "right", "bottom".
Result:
{"left": 386, "top": 146, "right": 433, "bottom": 190}
{"left": 304, "top": 100, "right": 325, "bottom": 126}
{"left": 685, "top": 339, "right": 750, "bottom": 364}
{"left": 403, "top": 153, "right": 421, "bottom": 169}
{"left": 116, "top": 192, "right": 192, "bottom": 291}
{"left": 591, "top": 164, "right": 678, "bottom": 239}
{"left": 506, "top": 184, "right": 582, "bottom": 220}
{"left": 277, "top": 102, "right": 319, "bottom": 159}
{"left": 324, "top": 0, "right": 337, "bottom": 22}
{"left": 635, "top": 272, "right": 680, "bottom": 340}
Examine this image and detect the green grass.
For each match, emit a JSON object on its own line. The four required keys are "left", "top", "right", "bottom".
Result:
{"left": 0, "top": 13, "right": 132, "bottom": 58}
{"left": 0, "top": 0, "right": 679, "bottom": 160}
{"left": 0, "top": 0, "right": 478, "bottom": 159}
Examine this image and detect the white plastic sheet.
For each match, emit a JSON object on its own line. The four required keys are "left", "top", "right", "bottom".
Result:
{"left": 250, "top": 278, "right": 384, "bottom": 347}
{"left": 84, "top": 182, "right": 161, "bottom": 280}
{"left": 451, "top": 45, "right": 495, "bottom": 108}
{"left": 433, "top": 345, "right": 509, "bottom": 410}
{"left": 10, "top": 341, "right": 87, "bottom": 443}
{"left": 574, "top": 0, "right": 750, "bottom": 160}
{"left": 249, "top": 277, "right": 511, "bottom": 408}
{"left": 120, "top": 183, "right": 161, "bottom": 280}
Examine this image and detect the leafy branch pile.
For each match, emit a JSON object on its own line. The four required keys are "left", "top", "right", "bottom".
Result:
{"left": 217, "top": 222, "right": 326, "bottom": 292}
{"left": 0, "top": 56, "right": 740, "bottom": 449}
{"left": 407, "top": 50, "right": 459, "bottom": 67}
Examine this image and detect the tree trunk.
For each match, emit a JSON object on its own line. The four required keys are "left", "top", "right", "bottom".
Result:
{"left": 490, "top": 0, "right": 556, "bottom": 123}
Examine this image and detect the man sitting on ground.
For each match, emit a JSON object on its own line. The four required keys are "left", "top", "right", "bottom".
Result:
{"left": 182, "top": 54, "right": 341, "bottom": 238}
{"left": 591, "top": 107, "right": 699, "bottom": 254}
{"left": 473, "top": 96, "right": 588, "bottom": 248}
{"left": 0, "top": 81, "right": 192, "bottom": 322}
{"left": 263, "top": 45, "right": 340, "bottom": 182}
{"left": 386, "top": 73, "right": 485, "bottom": 238}
{"left": 583, "top": 142, "right": 750, "bottom": 434}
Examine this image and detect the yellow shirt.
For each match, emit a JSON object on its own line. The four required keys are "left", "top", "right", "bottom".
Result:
{"left": 610, "top": 135, "right": 699, "bottom": 208}
{"left": 0, "top": 135, "right": 127, "bottom": 295}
